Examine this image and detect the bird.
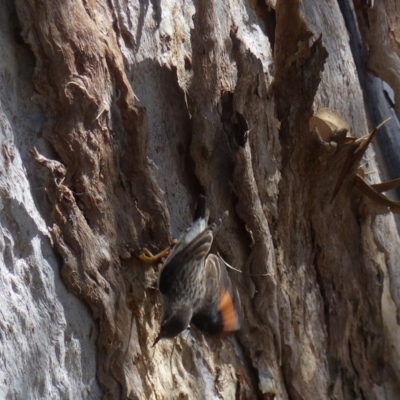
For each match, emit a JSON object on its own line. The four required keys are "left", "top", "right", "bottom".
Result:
{"left": 153, "top": 196, "right": 242, "bottom": 345}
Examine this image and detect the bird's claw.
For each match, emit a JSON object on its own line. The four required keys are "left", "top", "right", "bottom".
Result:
{"left": 138, "top": 240, "right": 178, "bottom": 264}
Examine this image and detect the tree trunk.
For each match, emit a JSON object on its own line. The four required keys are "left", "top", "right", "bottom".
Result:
{"left": 1, "top": 0, "right": 400, "bottom": 398}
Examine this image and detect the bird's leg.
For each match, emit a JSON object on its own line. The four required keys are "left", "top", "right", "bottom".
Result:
{"left": 139, "top": 248, "right": 170, "bottom": 264}
{"left": 138, "top": 239, "right": 178, "bottom": 264}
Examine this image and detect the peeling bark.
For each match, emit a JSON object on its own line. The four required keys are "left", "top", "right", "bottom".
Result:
{"left": 1, "top": 0, "right": 400, "bottom": 399}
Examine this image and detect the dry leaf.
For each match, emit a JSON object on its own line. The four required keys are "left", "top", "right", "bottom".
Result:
{"left": 355, "top": 175, "right": 400, "bottom": 214}
{"left": 309, "top": 108, "right": 350, "bottom": 141}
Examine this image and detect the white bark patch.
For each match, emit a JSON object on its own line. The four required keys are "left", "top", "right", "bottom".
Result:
{"left": 0, "top": 2, "right": 102, "bottom": 398}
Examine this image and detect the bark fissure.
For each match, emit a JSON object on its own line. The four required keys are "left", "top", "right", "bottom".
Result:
{"left": 3, "top": 0, "right": 399, "bottom": 398}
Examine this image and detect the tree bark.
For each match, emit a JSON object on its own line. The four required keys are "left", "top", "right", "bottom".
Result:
{"left": 1, "top": 0, "right": 400, "bottom": 398}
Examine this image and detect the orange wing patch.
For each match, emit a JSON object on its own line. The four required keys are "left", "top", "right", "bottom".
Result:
{"left": 218, "top": 288, "right": 240, "bottom": 336}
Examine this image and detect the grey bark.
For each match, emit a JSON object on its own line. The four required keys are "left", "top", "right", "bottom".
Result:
{"left": 1, "top": 0, "right": 400, "bottom": 399}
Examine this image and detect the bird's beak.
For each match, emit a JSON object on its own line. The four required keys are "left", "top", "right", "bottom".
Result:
{"left": 152, "top": 334, "right": 162, "bottom": 347}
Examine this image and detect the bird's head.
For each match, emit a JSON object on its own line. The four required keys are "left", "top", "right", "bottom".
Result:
{"left": 153, "top": 307, "right": 192, "bottom": 346}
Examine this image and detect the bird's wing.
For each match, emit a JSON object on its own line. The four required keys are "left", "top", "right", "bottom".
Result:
{"left": 158, "top": 227, "right": 214, "bottom": 295}
{"left": 191, "top": 254, "right": 242, "bottom": 336}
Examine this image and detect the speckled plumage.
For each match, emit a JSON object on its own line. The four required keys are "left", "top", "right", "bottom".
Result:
{"left": 153, "top": 196, "right": 242, "bottom": 345}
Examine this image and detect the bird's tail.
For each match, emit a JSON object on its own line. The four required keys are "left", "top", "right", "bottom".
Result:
{"left": 179, "top": 195, "right": 209, "bottom": 245}
{"left": 179, "top": 196, "right": 227, "bottom": 247}
{"left": 193, "top": 195, "right": 207, "bottom": 222}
